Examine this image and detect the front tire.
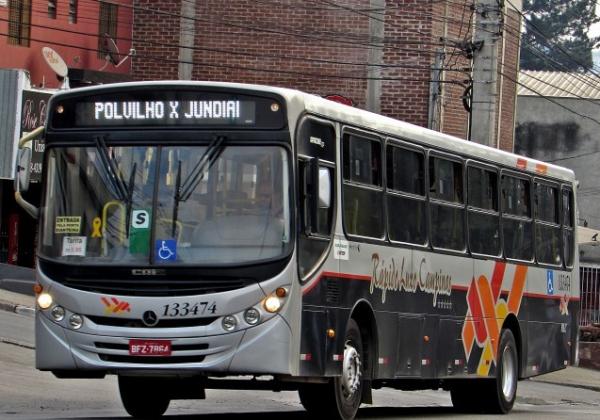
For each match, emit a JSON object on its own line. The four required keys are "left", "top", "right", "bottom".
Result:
{"left": 119, "top": 376, "right": 170, "bottom": 418}
{"left": 298, "top": 318, "right": 364, "bottom": 420}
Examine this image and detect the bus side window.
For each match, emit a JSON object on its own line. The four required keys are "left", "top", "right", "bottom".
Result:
{"left": 342, "top": 133, "right": 384, "bottom": 239}
{"left": 467, "top": 165, "right": 500, "bottom": 256}
{"left": 534, "top": 181, "right": 561, "bottom": 266}
{"left": 386, "top": 143, "right": 427, "bottom": 245}
{"left": 429, "top": 155, "right": 465, "bottom": 251}
{"left": 562, "top": 188, "right": 574, "bottom": 268}
{"left": 501, "top": 174, "right": 533, "bottom": 261}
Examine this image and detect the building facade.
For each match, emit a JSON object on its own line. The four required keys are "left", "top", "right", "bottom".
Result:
{"left": 131, "top": 0, "right": 522, "bottom": 150}
{"left": 0, "top": 0, "right": 134, "bottom": 268}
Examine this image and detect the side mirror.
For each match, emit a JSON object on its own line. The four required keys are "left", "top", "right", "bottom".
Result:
{"left": 14, "top": 147, "right": 32, "bottom": 193}
{"left": 318, "top": 167, "right": 331, "bottom": 209}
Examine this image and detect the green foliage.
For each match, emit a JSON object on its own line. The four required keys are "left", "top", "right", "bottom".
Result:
{"left": 520, "top": 0, "right": 599, "bottom": 71}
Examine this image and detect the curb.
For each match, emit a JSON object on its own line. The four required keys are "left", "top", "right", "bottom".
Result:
{"left": 530, "top": 378, "right": 600, "bottom": 393}
{"left": 0, "top": 299, "right": 35, "bottom": 318}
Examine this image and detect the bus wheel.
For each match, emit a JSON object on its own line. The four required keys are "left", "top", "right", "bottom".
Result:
{"left": 333, "top": 318, "right": 364, "bottom": 420}
{"left": 118, "top": 376, "right": 170, "bottom": 418}
{"left": 298, "top": 383, "right": 326, "bottom": 412}
{"left": 488, "top": 328, "right": 518, "bottom": 413}
{"left": 451, "top": 329, "right": 518, "bottom": 414}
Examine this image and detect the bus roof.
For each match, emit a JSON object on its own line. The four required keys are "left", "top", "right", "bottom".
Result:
{"left": 51, "top": 81, "right": 576, "bottom": 183}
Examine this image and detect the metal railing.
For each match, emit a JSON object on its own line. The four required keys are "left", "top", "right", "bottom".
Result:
{"left": 580, "top": 265, "right": 600, "bottom": 327}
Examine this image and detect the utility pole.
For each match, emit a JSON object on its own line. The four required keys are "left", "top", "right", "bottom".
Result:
{"left": 178, "top": 0, "right": 196, "bottom": 80}
{"left": 428, "top": 49, "right": 445, "bottom": 131}
{"left": 366, "top": 0, "right": 385, "bottom": 113}
{"left": 470, "top": 0, "right": 503, "bottom": 147}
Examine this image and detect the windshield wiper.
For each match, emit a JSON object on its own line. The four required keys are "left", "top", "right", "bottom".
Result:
{"left": 171, "top": 160, "right": 182, "bottom": 238}
{"left": 95, "top": 136, "right": 128, "bottom": 202}
{"left": 179, "top": 135, "right": 226, "bottom": 201}
{"left": 125, "top": 162, "right": 137, "bottom": 236}
{"left": 170, "top": 136, "right": 226, "bottom": 238}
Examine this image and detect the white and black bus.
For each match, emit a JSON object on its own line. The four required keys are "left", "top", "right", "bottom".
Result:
{"left": 16, "top": 82, "right": 579, "bottom": 419}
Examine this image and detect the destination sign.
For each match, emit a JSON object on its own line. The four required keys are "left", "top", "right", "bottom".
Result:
{"left": 49, "top": 89, "right": 286, "bottom": 131}
{"left": 75, "top": 99, "right": 256, "bottom": 126}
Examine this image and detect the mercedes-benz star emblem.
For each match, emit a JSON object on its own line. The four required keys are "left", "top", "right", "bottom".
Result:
{"left": 142, "top": 310, "right": 159, "bottom": 327}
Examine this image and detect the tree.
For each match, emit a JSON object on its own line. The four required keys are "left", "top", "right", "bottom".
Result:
{"left": 520, "top": 0, "right": 599, "bottom": 72}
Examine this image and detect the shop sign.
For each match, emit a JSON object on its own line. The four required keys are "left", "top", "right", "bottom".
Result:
{"left": 20, "top": 90, "right": 52, "bottom": 183}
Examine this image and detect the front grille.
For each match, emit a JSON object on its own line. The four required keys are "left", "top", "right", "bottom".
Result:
{"left": 87, "top": 315, "right": 218, "bottom": 328}
{"left": 62, "top": 278, "right": 248, "bottom": 297}
{"left": 95, "top": 342, "right": 209, "bottom": 351}
{"left": 98, "top": 354, "right": 206, "bottom": 364}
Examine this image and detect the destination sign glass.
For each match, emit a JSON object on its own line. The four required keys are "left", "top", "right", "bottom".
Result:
{"left": 49, "top": 89, "right": 286, "bottom": 130}
{"left": 75, "top": 99, "right": 256, "bottom": 126}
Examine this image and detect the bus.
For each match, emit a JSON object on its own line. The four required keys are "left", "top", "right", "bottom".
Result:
{"left": 15, "top": 81, "right": 579, "bottom": 419}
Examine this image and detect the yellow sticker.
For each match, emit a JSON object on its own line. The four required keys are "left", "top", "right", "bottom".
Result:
{"left": 55, "top": 216, "right": 82, "bottom": 234}
{"left": 91, "top": 217, "right": 102, "bottom": 238}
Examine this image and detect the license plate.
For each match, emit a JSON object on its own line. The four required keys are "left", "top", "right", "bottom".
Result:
{"left": 129, "top": 339, "right": 172, "bottom": 356}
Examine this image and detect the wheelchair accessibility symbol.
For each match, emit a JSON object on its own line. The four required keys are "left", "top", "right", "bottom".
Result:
{"left": 155, "top": 239, "right": 176, "bottom": 261}
{"left": 547, "top": 270, "right": 554, "bottom": 295}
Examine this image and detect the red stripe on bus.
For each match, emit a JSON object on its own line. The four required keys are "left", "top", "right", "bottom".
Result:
{"left": 523, "top": 292, "right": 580, "bottom": 301}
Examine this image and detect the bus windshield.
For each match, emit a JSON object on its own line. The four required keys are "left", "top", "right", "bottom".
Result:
{"left": 39, "top": 144, "right": 291, "bottom": 265}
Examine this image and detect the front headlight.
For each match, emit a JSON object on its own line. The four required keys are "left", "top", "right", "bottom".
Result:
{"left": 37, "top": 293, "right": 53, "bottom": 309}
{"left": 262, "top": 287, "right": 288, "bottom": 314}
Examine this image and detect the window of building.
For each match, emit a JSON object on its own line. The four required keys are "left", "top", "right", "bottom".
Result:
{"left": 343, "top": 133, "right": 384, "bottom": 238}
{"left": 386, "top": 143, "right": 427, "bottom": 245}
{"left": 501, "top": 174, "right": 533, "bottom": 261}
{"left": 467, "top": 165, "right": 500, "bottom": 256}
{"left": 534, "top": 181, "right": 561, "bottom": 266}
{"left": 8, "top": 0, "right": 31, "bottom": 47}
{"left": 429, "top": 155, "right": 465, "bottom": 251}
{"left": 48, "top": 0, "right": 57, "bottom": 19}
{"left": 98, "top": 1, "right": 118, "bottom": 58}
{"left": 69, "top": 0, "right": 78, "bottom": 24}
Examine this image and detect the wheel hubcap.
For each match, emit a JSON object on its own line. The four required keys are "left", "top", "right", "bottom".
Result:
{"left": 341, "top": 342, "right": 362, "bottom": 399}
{"left": 501, "top": 345, "right": 516, "bottom": 400}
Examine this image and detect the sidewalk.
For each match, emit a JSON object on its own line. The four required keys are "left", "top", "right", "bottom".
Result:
{"left": 531, "top": 366, "right": 600, "bottom": 392}
{"left": 0, "top": 288, "right": 34, "bottom": 317}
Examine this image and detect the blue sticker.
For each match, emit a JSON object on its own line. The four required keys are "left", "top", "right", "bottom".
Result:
{"left": 547, "top": 270, "right": 554, "bottom": 295}
{"left": 155, "top": 239, "right": 176, "bottom": 261}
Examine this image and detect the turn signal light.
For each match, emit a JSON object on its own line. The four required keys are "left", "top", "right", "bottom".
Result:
{"left": 33, "top": 284, "right": 43, "bottom": 294}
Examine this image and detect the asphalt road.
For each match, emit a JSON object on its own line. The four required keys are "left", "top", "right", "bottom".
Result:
{"left": 1, "top": 310, "right": 599, "bottom": 420}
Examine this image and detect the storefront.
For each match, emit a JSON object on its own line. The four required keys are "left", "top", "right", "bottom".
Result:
{"left": 0, "top": 69, "right": 53, "bottom": 268}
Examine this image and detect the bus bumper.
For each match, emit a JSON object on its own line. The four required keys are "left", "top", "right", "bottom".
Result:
{"left": 35, "top": 310, "right": 294, "bottom": 376}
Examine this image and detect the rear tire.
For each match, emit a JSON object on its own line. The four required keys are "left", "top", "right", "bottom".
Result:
{"left": 119, "top": 376, "right": 170, "bottom": 418}
{"left": 450, "top": 328, "right": 518, "bottom": 414}
{"left": 488, "top": 328, "right": 518, "bottom": 413}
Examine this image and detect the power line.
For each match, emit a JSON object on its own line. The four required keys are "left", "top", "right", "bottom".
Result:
{"left": 498, "top": 68, "right": 600, "bottom": 127}
{"left": 2, "top": 16, "right": 472, "bottom": 76}
{"left": 0, "top": 27, "right": 468, "bottom": 85}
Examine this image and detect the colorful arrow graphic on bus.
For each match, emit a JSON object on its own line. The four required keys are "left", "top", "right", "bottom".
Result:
{"left": 101, "top": 297, "right": 131, "bottom": 315}
{"left": 461, "top": 262, "right": 527, "bottom": 376}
